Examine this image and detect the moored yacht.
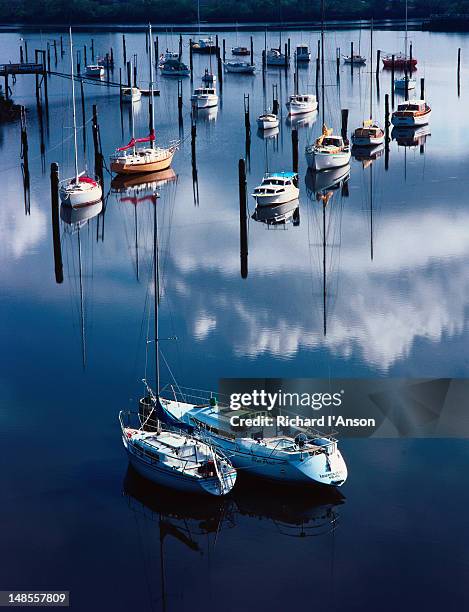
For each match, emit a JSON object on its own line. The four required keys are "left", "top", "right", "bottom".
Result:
{"left": 394, "top": 75, "right": 416, "bottom": 90}
{"left": 223, "top": 61, "right": 255, "bottom": 74}
{"left": 252, "top": 172, "right": 299, "bottom": 206}
{"left": 59, "top": 28, "right": 102, "bottom": 209}
{"left": 391, "top": 100, "right": 431, "bottom": 127}
{"left": 286, "top": 93, "right": 318, "bottom": 116}
{"left": 192, "top": 37, "right": 216, "bottom": 54}
{"left": 160, "top": 394, "right": 348, "bottom": 487}
{"left": 122, "top": 87, "right": 142, "bottom": 103}
{"left": 191, "top": 86, "right": 218, "bottom": 109}
{"left": 266, "top": 48, "right": 289, "bottom": 66}
{"left": 257, "top": 112, "right": 279, "bottom": 130}
{"left": 160, "top": 58, "right": 190, "bottom": 77}
{"left": 306, "top": 125, "right": 351, "bottom": 171}
{"left": 295, "top": 44, "right": 311, "bottom": 62}
{"left": 111, "top": 24, "right": 179, "bottom": 175}
{"left": 343, "top": 53, "right": 366, "bottom": 65}
{"left": 85, "top": 64, "right": 104, "bottom": 77}
{"left": 232, "top": 46, "right": 250, "bottom": 56}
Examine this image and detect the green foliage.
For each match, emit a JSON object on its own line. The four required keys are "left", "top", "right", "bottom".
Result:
{"left": 1, "top": 0, "right": 469, "bottom": 23}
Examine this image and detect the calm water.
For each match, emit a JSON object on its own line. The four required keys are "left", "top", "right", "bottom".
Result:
{"left": 1, "top": 27, "right": 469, "bottom": 611}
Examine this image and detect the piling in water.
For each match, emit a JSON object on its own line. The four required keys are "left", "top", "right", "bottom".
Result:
{"left": 123, "top": 34, "right": 127, "bottom": 65}
{"left": 239, "top": 158, "right": 248, "bottom": 280}
{"left": 92, "top": 104, "right": 104, "bottom": 187}
{"left": 250, "top": 36, "right": 254, "bottom": 66}
{"left": 272, "top": 84, "right": 278, "bottom": 115}
{"left": 292, "top": 128, "right": 298, "bottom": 174}
{"left": 384, "top": 93, "right": 390, "bottom": 171}
{"left": 50, "top": 162, "right": 63, "bottom": 284}
{"left": 341, "top": 109, "right": 349, "bottom": 142}
{"left": 420, "top": 77, "right": 425, "bottom": 100}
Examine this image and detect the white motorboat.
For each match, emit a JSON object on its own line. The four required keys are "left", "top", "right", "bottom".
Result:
{"left": 191, "top": 86, "right": 218, "bottom": 109}
{"left": 394, "top": 75, "right": 416, "bottom": 90}
{"left": 266, "top": 48, "right": 289, "bottom": 66}
{"left": 306, "top": 125, "right": 351, "bottom": 171}
{"left": 295, "top": 45, "right": 311, "bottom": 62}
{"left": 351, "top": 23, "right": 385, "bottom": 148}
{"left": 111, "top": 24, "right": 179, "bottom": 175}
{"left": 160, "top": 58, "right": 190, "bottom": 77}
{"left": 85, "top": 64, "right": 104, "bottom": 77}
{"left": 391, "top": 100, "right": 431, "bottom": 127}
{"left": 160, "top": 394, "right": 348, "bottom": 487}
{"left": 232, "top": 46, "right": 250, "bottom": 56}
{"left": 251, "top": 172, "right": 299, "bottom": 206}
{"left": 223, "top": 61, "right": 255, "bottom": 74}
{"left": 343, "top": 53, "right": 366, "bottom": 65}
{"left": 59, "top": 29, "right": 102, "bottom": 209}
{"left": 201, "top": 68, "right": 216, "bottom": 83}
{"left": 286, "top": 93, "right": 318, "bottom": 116}
{"left": 119, "top": 189, "right": 236, "bottom": 497}
{"left": 257, "top": 112, "right": 279, "bottom": 130}
{"left": 122, "top": 87, "right": 142, "bottom": 103}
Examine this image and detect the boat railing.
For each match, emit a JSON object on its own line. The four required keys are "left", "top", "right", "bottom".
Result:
{"left": 120, "top": 409, "right": 223, "bottom": 475}
{"left": 161, "top": 383, "right": 231, "bottom": 408}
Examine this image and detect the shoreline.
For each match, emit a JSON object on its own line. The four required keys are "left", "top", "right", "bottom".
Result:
{"left": 0, "top": 18, "right": 424, "bottom": 33}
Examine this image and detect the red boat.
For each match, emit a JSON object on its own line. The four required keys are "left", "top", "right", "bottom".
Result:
{"left": 382, "top": 53, "right": 417, "bottom": 69}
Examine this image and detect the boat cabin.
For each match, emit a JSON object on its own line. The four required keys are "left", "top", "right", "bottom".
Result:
{"left": 296, "top": 45, "right": 310, "bottom": 58}
{"left": 193, "top": 87, "right": 216, "bottom": 96}
{"left": 289, "top": 94, "right": 314, "bottom": 103}
{"left": 396, "top": 100, "right": 427, "bottom": 114}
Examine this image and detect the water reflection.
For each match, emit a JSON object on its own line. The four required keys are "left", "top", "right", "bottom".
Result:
{"left": 252, "top": 199, "right": 300, "bottom": 227}
{"left": 392, "top": 125, "right": 431, "bottom": 147}
{"left": 286, "top": 109, "right": 318, "bottom": 129}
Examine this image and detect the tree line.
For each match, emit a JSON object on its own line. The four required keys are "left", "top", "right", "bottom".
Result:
{"left": 0, "top": 0, "right": 467, "bottom": 24}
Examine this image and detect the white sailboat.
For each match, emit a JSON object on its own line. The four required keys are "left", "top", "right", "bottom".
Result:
{"left": 305, "top": 0, "right": 351, "bottom": 171}
{"left": 59, "top": 28, "right": 102, "bottom": 209}
{"left": 352, "top": 20, "right": 385, "bottom": 147}
{"left": 119, "top": 196, "right": 237, "bottom": 497}
{"left": 393, "top": 0, "right": 416, "bottom": 91}
{"left": 160, "top": 394, "right": 348, "bottom": 487}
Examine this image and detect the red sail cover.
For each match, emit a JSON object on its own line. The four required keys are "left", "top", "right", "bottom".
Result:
{"left": 117, "top": 130, "right": 155, "bottom": 152}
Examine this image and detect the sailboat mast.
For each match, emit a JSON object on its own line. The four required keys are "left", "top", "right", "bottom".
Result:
{"left": 153, "top": 195, "right": 160, "bottom": 395}
{"left": 130, "top": 83, "right": 136, "bottom": 154}
{"left": 149, "top": 23, "right": 155, "bottom": 148}
{"left": 321, "top": 0, "right": 325, "bottom": 124}
{"left": 370, "top": 163, "right": 374, "bottom": 261}
{"left": 69, "top": 28, "right": 79, "bottom": 183}
{"left": 405, "top": 0, "right": 408, "bottom": 59}
{"left": 197, "top": 0, "right": 201, "bottom": 36}
{"left": 370, "top": 19, "right": 373, "bottom": 120}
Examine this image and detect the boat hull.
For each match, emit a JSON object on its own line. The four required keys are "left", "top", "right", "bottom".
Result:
{"left": 351, "top": 134, "right": 385, "bottom": 146}
{"left": 286, "top": 101, "right": 318, "bottom": 116}
{"left": 191, "top": 96, "right": 218, "bottom": 109}
{"left": 257, "top": 117, "right": 279, "bottom": 130}
{"left": 306, "top": 147, "right": 352, "bottom": 171}
{"left": 59, "top": 182, "right": 102, "bottom": 208}
{"left": 253, "top": 188, "right": 299, "bottom": 206}
{"left": 391, "top": 110, "right": 431, "bottom": 127}
{"left": 111, "top": 151, "right": 175, "bottom": 175}
{"left": 125, "top": 441, "right": 236, "bottom": 496}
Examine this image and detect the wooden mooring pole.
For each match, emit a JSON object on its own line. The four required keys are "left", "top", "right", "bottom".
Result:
{"left": 50, "top": 162, "right": 63, "bottom": 284}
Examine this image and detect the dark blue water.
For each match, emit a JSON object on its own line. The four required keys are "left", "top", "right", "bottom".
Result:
{"left": 1, "top": 27, "right": 469, "bottom": 611}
